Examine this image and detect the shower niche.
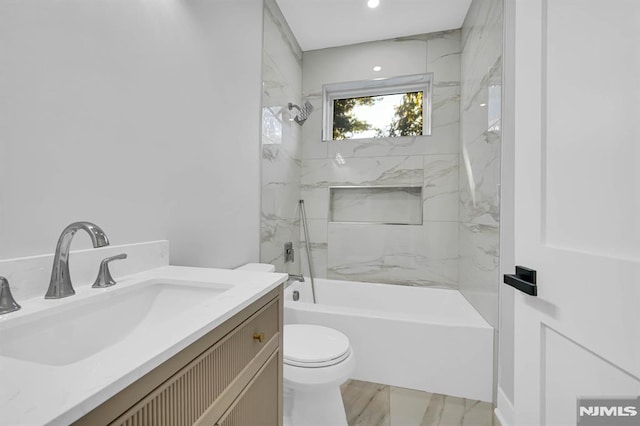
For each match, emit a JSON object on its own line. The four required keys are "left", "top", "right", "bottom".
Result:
{"left": 329, "top": 185, "right": 423, "bottom": 225}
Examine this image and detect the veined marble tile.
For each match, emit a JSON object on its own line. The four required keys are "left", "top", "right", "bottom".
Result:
{"left": 461, "top": 0, "right": 503, "bottom": 64}
{"left": 299, "top": 217, "right": 327, "bottom": 244}
{"left": 262, "top": 99, "right": 302, "bottom": 157}
{"left": 261, "top": 143, "right": 301, "bottom": 180}
{"left": 328, "top": 255, "right": 458, "bottom": 288}
{"left": 459, "top": 131, "right": 501, "bottom": 226}
{"left": 299, "top": 240, "right": 327, "bottom": 279}
{"left": 300, "top": 185, "right": 330, "bottom": 220}
{"left": 263, "top": 0, "right": 301, "bottom": 86}
{"left": 432, "top": 84, "right": 460, "bottom": 132}
{"left": 262, "top": 51, "right": 299, "bottom": 107}
{"left": 427, "top": 30, "right": 462, "bottom": 83}
{"left": 461, "top": 49, "right": 502, "bottom": 109}
{"left": 460, "top": 82, "right": 489, "bottom": 144}
{"left": 281, "top": 117, "right": 302, "bottom": 157}
{"left": 300, "top": 155, "right": 424, "bottom": 220}
{"left": 461, "top": 57, "right": 502, "bottom": 141}
{"left": 328, "top": 136, "right": 432, "bottom": 159}
{"left": 302, "top": 37, "right": 428, "bottom": 97}
{"left": 260, "top": 213, "right": 298, "bottom": 245}
{"left": 261, "top": 0, "right": 304, "bottom": 276}
{"left": 461, "top": 0, "right": 503, "bottom": 119}
{"left": 298, "top": 210, "right": 328, "bottom": 278}
{"left": 261, "top": 182, "right": 300, "bottom": 221}
{"left": 260, "top": 214, "right": 300, "bottom": 274}
{"left": 327, "top": 222, "right": 458, "bottom": 287}
{"left": 300, "top": 94, "right": 328, "bottom": 160}
{"left": 262, "top": 53, "right": 300, "bottom": 108}
{"left": 429, "top": 81, "right": 461, "bottom": 155}
{"left": 262, "top": 5, "right": 302, "bottom": 111}
{"left": 458, "top": 223, "right": 499, "bottom": 327}
{"left": 302, "top": 156, "right": 424, "bottom": 187}
{"left": 423, "top": 154, "right": 459, "bottom": 222}
{"left": 261, "top": 145, "right": 301, "bottom": 220}
{"left": 428, "top": 119, "right": 460, "bottom": 155}
{"left": 458, "top": 0, "right": 502, "bottom": 332}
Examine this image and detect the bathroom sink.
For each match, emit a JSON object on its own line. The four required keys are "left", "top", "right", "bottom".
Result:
{"left": 0, "top": 280, "right": 231, "bottom": 366}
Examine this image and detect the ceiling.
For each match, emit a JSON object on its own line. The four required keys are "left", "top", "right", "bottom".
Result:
{"left": 275, "top": 0, "right": 473, "bottom": 51}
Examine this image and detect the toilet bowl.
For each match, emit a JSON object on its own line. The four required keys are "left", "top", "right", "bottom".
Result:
{"left": 283, "top": 324, "right": 355, "bottom": 426}
{"left": 235, "top": 264, "right": 355, "bottom": 426}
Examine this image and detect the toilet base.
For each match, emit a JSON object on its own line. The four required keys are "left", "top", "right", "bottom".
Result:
{"left": 284, "top": 384, "right": 348, "bottom": 426}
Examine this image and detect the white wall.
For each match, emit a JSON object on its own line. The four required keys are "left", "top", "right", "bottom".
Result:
{"left": 0, "top": 0, "right": 263, "bottom": 267}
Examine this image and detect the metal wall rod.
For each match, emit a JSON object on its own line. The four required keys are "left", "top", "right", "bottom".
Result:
{"left": 299, "top": 200, "right": 317, "bottom": 304}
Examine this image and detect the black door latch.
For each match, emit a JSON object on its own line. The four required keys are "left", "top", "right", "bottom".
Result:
{"left": 503, "top": 266, "right": 537, "bottom": 296}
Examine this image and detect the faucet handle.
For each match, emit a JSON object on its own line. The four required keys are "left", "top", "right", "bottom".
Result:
{"left": 0, "top": 277, "right": 21, "bottom": 314}
{"left": 92, "top": 253, "right": 127, "bottom": 288}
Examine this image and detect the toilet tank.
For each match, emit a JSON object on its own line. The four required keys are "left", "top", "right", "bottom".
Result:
{"left": 235, "top": 263, "right": 276, "bottom": 273}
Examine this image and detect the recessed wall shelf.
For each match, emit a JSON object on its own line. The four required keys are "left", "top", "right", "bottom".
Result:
{"left": 329, "top": 185, "right": 423, "bottom": 225}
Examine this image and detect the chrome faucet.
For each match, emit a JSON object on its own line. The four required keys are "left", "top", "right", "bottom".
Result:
{"left": 92, "top": 253, "right": 127, "bottom": 288}
{"left": 287, "top": 274, "right": 305, "bottom": 283}
{"left": 45, "top": 221, "right": 110, "bottom": 299}
{"left": 0, "top": 277, "right": 21, "bottom": 314}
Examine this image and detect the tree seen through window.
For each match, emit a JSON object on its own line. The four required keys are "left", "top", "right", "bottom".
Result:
{"left": 332, "top": 91, "right": 423, "bottom": 140}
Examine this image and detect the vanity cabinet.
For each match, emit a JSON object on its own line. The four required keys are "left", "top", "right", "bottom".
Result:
{"left": 74, "top": 286, "right": 283, "bottom": 426}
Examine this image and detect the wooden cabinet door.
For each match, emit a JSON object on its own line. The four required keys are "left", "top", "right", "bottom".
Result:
{"left": 216, "top": 351, "right": 280, "bottom": 426}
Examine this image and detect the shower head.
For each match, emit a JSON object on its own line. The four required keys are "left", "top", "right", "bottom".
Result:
{"left": 288, "top": 101, "right": 314, "bottom": 125}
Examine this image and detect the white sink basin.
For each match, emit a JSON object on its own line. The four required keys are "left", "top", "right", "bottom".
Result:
{"left": 0, "top": 280, "right": 231, "bottom": 366}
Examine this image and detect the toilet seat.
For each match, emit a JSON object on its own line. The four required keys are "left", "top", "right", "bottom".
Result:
{"left": 284, "top": 324, "right": 351, "bottom": 368}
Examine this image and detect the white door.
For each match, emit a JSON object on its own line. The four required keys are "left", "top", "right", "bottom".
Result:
{"left": 510, "top": 0, "right": 640, "bottom": 425}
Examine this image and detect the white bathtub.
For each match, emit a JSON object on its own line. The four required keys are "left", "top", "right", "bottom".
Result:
{"left": 284, "top": 278, "right": 494, "bottom": 402}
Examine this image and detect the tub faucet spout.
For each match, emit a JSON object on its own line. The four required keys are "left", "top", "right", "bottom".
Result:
{"left": 45, "top": 221, "right": 110, "bottom": 299}
{"left": 288, "top": 274, "right": 305, "bottom": 283}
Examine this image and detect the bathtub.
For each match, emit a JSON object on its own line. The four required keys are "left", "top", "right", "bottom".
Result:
{"left": 284, "top": 278, "right": 494, "bottom": 402}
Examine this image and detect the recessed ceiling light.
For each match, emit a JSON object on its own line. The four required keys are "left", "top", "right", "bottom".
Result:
{"left": 480, "top": 103, "right": 487, "bottom": 107}
{"left": 367, "top": 0, "right": 380, "bottom": 9}
{"left": 373, "top": 66, "right": 382, "bottom": 72}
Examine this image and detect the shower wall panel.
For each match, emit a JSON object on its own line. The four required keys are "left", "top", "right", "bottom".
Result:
{"left": 260, "top": 0, "right": 303, "bottom": 273}
{"left": 300, "top": 31, "right": 462, "bottom": 287}
{"left": 459, "top": 0, "right": 504, "bottom": 327}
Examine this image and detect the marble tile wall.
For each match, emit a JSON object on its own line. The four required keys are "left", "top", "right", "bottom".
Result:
{"left": 459, "top": 0, "right": 504, "bottom": 327}
{"left": 260, "top": 0, "right": 303, "bottom": 274}
{"left": 330, "top": 187, "right": 423, "bottom": 225}
{"left": 261, "top": 6, "right": 502, "bottom": 301}
{"left": 300, "top": 31, "right": 462, "bottom": 287}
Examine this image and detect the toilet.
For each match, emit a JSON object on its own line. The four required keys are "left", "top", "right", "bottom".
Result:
{"left": 235, "top": 263, "right": 355, "bottom": 426}
{"left": 283, "top": 324, "right": 354, "bottom": 426}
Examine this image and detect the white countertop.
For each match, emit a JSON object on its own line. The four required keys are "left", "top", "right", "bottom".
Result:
{"left": 0, "top": 265, "right": 287, "bottom": 426}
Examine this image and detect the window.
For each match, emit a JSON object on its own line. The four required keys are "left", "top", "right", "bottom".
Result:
{"left": 322, "top": 74, "right": 432, "bottom": 141}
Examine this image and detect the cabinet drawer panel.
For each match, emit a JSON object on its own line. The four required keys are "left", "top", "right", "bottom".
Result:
{"left": 111, "top": 298, "right": 279, "bottom": 426}
{"left": 216, "top": 352, "right": 279, "bottom": 426}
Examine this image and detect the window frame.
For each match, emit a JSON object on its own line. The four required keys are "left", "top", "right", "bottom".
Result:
{"left": 322, "top": 73, "right": 433, "bottom": 142}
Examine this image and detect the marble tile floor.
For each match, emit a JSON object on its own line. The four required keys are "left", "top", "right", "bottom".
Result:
{"left": 340, "top": 380, "right": 496, "bottom": 426}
